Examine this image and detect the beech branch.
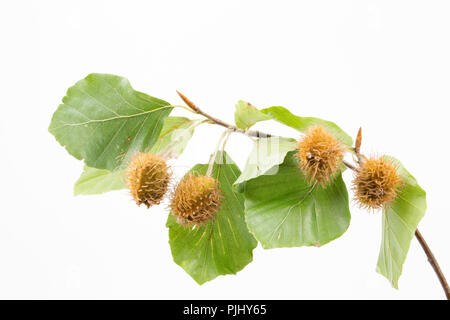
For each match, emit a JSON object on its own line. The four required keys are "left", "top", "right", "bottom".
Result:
{"left": 177, "top": 91, "right": 450, "bottom": 299}
{"left": 176, "top": 91, "right": 272, "bottom": 138}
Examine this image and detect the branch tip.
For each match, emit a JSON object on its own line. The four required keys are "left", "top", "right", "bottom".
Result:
{"left": 355, "top": 127, "right": 362, "bottom": 154}
{"left": 176, "top": 90, "right": 199, "bottom": 112}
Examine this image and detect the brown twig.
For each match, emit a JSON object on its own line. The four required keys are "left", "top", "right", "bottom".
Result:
{"left": 415, "top": 229, "right": 450, "bottom": 299}
{"left": 343, "top": 160, "right": 358, "bottom": 171}
{"left": 176, "top": 91, "right": 272, "bottom": 138}
{"left": 177, "top": 92, "right": 449, "bottom": 298}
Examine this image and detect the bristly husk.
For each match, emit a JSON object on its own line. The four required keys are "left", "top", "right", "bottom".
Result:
{"left": 126, "top": 153, "right": 171, "bottom": 208}
{"left": 297, "top": 126, "right": 345, "bottom": 187}
{"left": 170, "top": 174, "right": 222, "bottom": 226}
{"left": 352, "top": 156, "right": 403, "bottom": 210}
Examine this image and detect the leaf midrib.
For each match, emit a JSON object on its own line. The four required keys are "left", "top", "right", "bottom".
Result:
{"left": 51, "top": 105, "right": 172, "bottom": 130}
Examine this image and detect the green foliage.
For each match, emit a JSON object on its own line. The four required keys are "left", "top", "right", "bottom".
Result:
{"left": 74, "top": 166, "right": 126, "bottom": 196}
{"left": 234, "top": 100, "right": 271, "bottom": 129}
{"left": 167, "top": 151, "right": 257, "bottom": 284}
{"left": 261, "top": 106, "right": 353, "bottom": 146}
{"left": 150, "top": 116, "right": 203, "bottom": 158}
{"left": 49, "top": 73, "right": 172, "bottom": 171}
{"left": 377, "top": 156, "right": 426, "bottom": 288}
{"left": 234, "top": 137, "right": 297, "bottom": 192}
{"left": 73, "top": 116, "right": 201, "bottom": 196}
{"left": 243, "top": 151, "right": 351, "bottom": 248}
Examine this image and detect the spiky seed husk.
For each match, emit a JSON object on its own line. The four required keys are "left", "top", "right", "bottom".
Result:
{"left": 296, "top": 126, "right": 345, "bottom": 187}
{"left": 352, "top": 156, "right": 402, "bottom": 210}
{"left": 170, "top": 174, "right": 222, "bottom": 226}
{"left": 126, "top": 153, "right": 170, "bottom": 208}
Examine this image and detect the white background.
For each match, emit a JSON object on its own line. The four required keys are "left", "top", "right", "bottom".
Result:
{"left": 1, "top": 0, "right": 449, "bottom": 299}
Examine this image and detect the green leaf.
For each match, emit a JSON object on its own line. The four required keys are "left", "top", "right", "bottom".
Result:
{"left": 167, "top": 151, "right": 257, "bottom": 284}
{"left": 73, "top": 116, "right": 201, "bottom": 196}
{"left": 49, "top": 73, "right": 172, "bottom": 171}
{"left": 234, "top": 100, "right": 271, "bottom": 129}
{"left": 74, "top": 166, "right": 126, "bottom": 196}
{"left": 243, "top": 151, "right": 351, "bottom": 249}
{"left": 234, "top": 137, "right": 297, "bottom": 192}
{"left": 376, "top": 156, "right": 426, "bottom": 289}
{"left": 150, "top": 116, "right": 203, "bottom": 158}
{"left": 261, "top": 106, "right": 353, "bottom": 146}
